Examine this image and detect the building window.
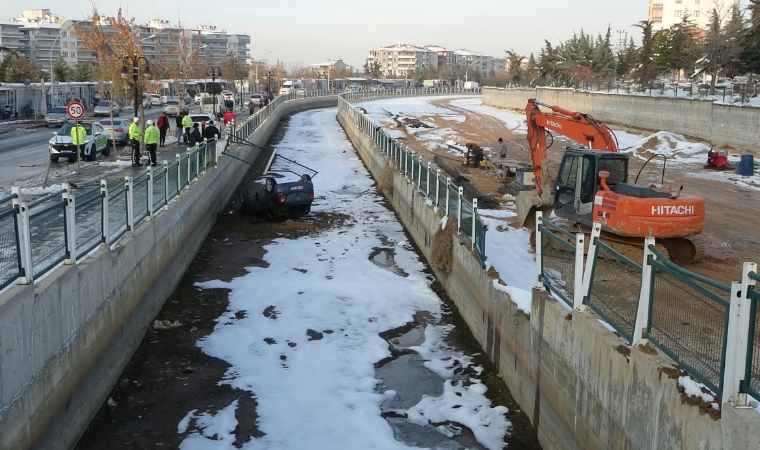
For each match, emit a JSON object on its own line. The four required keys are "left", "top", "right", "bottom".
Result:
{"left": 675, "top": 0, "right": 682, "bottom": 3}
{"left": 695, "top": 10, "right": 700, "bottom": 16}
{"left": 695, "top": 0, "right": 700, "bottom": 3}
{"left": 675, "top": 10, "right": 682, "bottom": 17}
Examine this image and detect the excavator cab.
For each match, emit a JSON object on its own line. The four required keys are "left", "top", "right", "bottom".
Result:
{"left": 553, "top": 148, "right": 628, "bottom": 225}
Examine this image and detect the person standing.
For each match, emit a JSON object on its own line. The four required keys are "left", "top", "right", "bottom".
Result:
{"left": 181, "top": 112, "right": 193, "bottom": 145}
{"left": 498, "top": 137, "right": 507, "bottom": 159}
{"left": 70, "top": 121, "right": 86, "bottom": 162}
{"left": 156, "top": 112, "right": 170, "bottom": 147}
{"left": 175, "top": 112, "right": 184, "bottom": 145}
{"left": 129, "top": 117, "right": 142, "bottom": 167}
{"left": 222, "top": 108, "right": 235, "bottom": 136}
{"left": 248, "top": 98, "right": 254, "bottom": 116}
{"left": 144, "top": 119, "right": 160, "bottom": 166}
{"left": 203, "top": 120, "right": 220, "bottom": 140}
{"left": 188, "top": 122, "right": 202, "bottom": 147}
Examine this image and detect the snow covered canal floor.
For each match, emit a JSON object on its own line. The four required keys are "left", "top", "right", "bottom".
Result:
{"left": 177, "top": 108, "right": 532, "bottom": 450}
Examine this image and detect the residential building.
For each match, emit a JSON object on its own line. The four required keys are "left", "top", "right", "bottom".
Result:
{"left": 0, "top": 20, "right": 24, "bottom": 62}
{"left": 311, "top": 58, "right": 349, "bottom": 74}
{"left": 366, "top": 43, "right": 438, "bottom": 77}
{"left": 5, "top": 9, "right": 250, "bottom": 74}
{"left": 648, "top": 0, "right": 739, "bottom": 30}
{"left": 9, "top": 9, "right": 77, "bottom": 73}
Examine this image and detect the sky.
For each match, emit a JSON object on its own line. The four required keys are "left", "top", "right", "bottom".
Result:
{"left": 3, "top": 0, "right": 647, "bottom": 68}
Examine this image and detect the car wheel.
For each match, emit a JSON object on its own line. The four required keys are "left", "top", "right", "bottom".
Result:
{"left": 50, "top": 156, "right": 59, "bottom": 162}
{"left": 44, "top": 123, "right": 48, "bottom": 128}
{"left": 103, "top": 144, "right": 111, "bottom": 156}
{"left": 300, "top": 174, "right": 312, "bottom": 182}
{"left": 265, "top": 177, "right": 276, "bottom": 193}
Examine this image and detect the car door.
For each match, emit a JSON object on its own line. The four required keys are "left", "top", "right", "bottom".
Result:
{"left": 93, "top": 124, "right": 107, "bottom": 150}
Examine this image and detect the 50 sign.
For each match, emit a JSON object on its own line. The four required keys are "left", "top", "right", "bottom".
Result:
{"left": 66, "top": 101, "right": 85, "bottom": 120}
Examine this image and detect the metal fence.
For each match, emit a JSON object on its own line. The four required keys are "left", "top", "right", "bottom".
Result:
{"left": 0, "top": 89, "right": 483, "bottom": 290}
{"left": 1, "top": 139, "right": 220, "bottom": 287}
{"left": 743, "top": 273, "right": 760, "bottom": 400}
{"left": 535, "top": 217, "right": 760, "bottom": 403}
{"left": 584, "top": 238, "right": 642, "bottom": 343}
{"left": 537, "top": 217, "right": 577, "bottom": 307}
{"left": 645, "top": 246, "right": 731, "bottom": 395}
{"left": 335, "top": 94, "right": 487, "bottom": 266}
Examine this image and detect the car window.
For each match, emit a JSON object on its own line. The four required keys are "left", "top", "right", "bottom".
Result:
{"left": 50, "top": 107, "right": 67, "bottom": 114}
{"left": 97, "top": 101, "right": 110, "bottom": 107}
{"left": 191, "top": 115, "right": 211, "bottom": 122}
{"left": 57, "top": 123, "right": 93, "bottom": 135}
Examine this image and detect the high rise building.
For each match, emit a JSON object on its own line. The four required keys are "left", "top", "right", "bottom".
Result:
{"left": 648, "top": 0, "right": 738, "bottom": 30}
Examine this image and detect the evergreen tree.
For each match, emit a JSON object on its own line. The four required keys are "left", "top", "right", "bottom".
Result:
{"left": 740, "top": 0, "right": 760, "bottom": 73}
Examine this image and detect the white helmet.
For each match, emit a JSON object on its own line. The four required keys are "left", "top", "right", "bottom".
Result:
{"left": 146, "top": 119, "right": 154, "bottom": 125}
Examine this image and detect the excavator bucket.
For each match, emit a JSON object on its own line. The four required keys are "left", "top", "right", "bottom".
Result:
{"left": 515, "top": 190, "right": 537, "bottom": 228}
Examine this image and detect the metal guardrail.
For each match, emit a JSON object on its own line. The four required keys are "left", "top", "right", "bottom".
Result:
{"left": 645, "top": 245, "right": 730, "bottom": 395}
{"left": 333, "top": 93, "right": 487, "bottom": 266}
{"left": 1, "top": 138, "right": 221, "bottom": 288}
{"left": 0, "top": 88, "right": 484, "bottom": 290}
{"left": 533, "top": 219, "right": 760, "bottom": 403}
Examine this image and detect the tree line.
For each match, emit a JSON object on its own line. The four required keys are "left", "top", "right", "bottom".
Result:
{"left": 500, "top": 0, "right": 760, "bottom": 94}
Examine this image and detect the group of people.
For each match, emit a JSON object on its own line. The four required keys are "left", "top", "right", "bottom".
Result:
{"left": 127, "top": 109, "right": 234, "bottom": 167}
{"left": 247, "top": 91, "right": 274, "bottom": 116}
{"left": 465, "top": 138, "right": 508, "bottom": 167}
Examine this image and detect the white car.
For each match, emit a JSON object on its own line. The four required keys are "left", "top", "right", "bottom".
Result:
{"left": 189, "top": 113, "right": 215, "bottom": 128}
{"left": 250, "top": 93, "right": 263, "bottom": 106}
{"left": 93, "top": 100, "right": 120, "bottom": 117}
{"left": 48, "top": 122, "right": 110, "bottom": 162}
{"left": 151, "top": 94, "right": 162, "bottom": 106}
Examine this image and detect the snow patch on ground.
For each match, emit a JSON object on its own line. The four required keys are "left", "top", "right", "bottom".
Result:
{"left": 182, "top": 107, "right": 511, "bottom": 449}
{"left": 678, "top": 376, "right": 720, "bottom": 411}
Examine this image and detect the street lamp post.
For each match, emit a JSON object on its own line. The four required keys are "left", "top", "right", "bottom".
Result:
{"left": 255, "top": 50, "right": 272, "bottom": 93}
{"left": 48, "top": 28, "right": 64, "bottom": 108}
{"left": 267, "top": 71, "right": 273, "bottom": 96}
{"left": 209, "top": 66, "right": 221, "bottom": 119}
{"left": 120, "top": 54, "right": 151, "bottom": 153}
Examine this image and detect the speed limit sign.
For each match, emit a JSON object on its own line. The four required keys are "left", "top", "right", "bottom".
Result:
{"left": 66, "top": 101, "right": 85, "bottom": 120}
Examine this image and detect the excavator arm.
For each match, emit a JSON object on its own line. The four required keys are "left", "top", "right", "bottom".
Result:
{"left": 525, "top": 98, "right": 618, "bottom": 200}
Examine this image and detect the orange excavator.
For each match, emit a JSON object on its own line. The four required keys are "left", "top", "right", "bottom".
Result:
{"left": 516, "top": 99, "right": 705, "bottom": 262}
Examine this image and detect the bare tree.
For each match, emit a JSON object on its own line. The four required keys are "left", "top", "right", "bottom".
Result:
{"left": 700, "top": 0, "right": 744, "bottom": 93}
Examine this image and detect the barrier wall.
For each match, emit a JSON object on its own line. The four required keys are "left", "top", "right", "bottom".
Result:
{"left": 483, "top": 87, "right": 760, "bottom": 151}
{"left": 337, "top": 106, "right": 760, "bottom": 450}
{"left": 0, "top": 96, "right": 338, "bottom": 450}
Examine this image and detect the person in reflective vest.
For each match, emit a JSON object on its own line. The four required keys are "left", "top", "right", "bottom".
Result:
{"left": 144, "top": 119, "right": 160, "bottom": 166}
{"left": 129, "top": 117, "right": 142, "bottom": 166}
{"left": 70, "top": 122, "right": 86, "bottom": 162}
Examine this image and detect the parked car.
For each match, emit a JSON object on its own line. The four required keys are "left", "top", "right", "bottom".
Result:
{"left": 99, "top": 118, "right": 130, "bottom": 145}
{"left": 163, "top": 100, "right": 185, "bottom": 116}
{"left": 190, "top": 113, "right": 215, "bottom": 127}
{"left": 151, "top": 94, "right": 162, "bottom": 107}
{"left": 93, "top": 100, "right": 120, "bottom": 117}
{"left": 240, "top": 175, "right": 314, "bottom": 220}
{"left": 44, "top": 106, "right": 70, "bottom": 127}
{"left": 49, "top": 122, "right": 110, "bottom": 162}
{"left": 250, "top": 93, "right": 263, "bottom": 106}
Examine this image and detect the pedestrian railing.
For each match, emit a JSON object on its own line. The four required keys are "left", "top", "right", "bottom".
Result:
{"left": 334, "top": 94, "right": 487, "bottom": 266}
{"left": 0, "top": 88, "right": 485, "bottom": 291}
{"left": 534, "top": 213, "right": 760, "bottom": 404}
{"left": 1, "top": 139, "right": 220, "bottom": 288}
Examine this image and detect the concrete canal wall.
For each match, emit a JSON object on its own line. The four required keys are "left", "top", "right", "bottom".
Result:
{"left": 337, "top": 106, "right": 760, "bottom": 450}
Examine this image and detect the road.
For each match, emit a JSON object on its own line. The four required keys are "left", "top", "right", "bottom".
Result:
{"left": 0, "top": 107, "right": 166, "bottom": 188}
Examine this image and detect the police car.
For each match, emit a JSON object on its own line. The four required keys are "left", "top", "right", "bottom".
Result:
{"left": 48, "top": 122, "right": 111, "bottom": 162}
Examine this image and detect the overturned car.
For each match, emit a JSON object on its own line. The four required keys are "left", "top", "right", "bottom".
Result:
{"left": 239, "top": 148, "right": 317, "bottom": 220}
{"left": 241, "top": 174, "right": 314, "bottom": 220}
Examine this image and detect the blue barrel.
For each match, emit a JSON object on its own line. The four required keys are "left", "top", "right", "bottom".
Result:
{"left": 740, "top": 154, "right": 754, "bottom": 176}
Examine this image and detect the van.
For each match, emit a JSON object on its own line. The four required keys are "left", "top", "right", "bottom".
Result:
{"left": 198, "top": 94, "right": 224, "bottom": 116}
{"left": 280, "top": 80, "right": 294, "bottom": 95}
{"left": 732, "top": 76, "right": 749, "bottom": 84}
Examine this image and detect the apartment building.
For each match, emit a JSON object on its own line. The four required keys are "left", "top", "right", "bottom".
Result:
{"left": 0, "top": 20, "right": 24, "bottom": 62}
{"left": 366, "top": 43, "right": 438, "bottom": 77}
{"left": 5, "top": 10, "right": 250, "bottom": 73}
{"left": 8, "top": 10, "right": 78, "bottom": 72}
{"left": 648, "top": 0, "right": 738, "bottom": 30}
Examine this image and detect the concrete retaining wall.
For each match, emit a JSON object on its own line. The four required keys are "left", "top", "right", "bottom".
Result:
{"left": 483, "top": 87, "right": 760, "bottom": 152}
{"left": 337, "top": 107, "right": 760, "bottom": 450}
{"left": 0, "top": 96, "right": 338, "bottom": 450}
